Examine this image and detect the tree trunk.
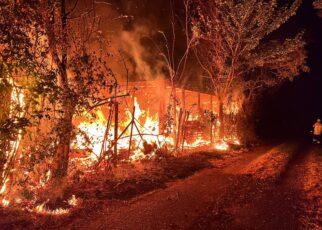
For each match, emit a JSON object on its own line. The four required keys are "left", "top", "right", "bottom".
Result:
{"left": 217, "top": 99, "right": 224, "bottom": 139}
{"left": 51, "top": 0, "right": 72, "bottom": 180}
{"left": 172, "top": 85, "right": 177, "bottom": 147}
{"left": 52, "top": 99, "right": 74, "bottom": 179}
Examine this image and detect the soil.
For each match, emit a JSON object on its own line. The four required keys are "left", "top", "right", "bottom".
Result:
{"left": 0, "top": 143, "right": 321, "bottom": 229}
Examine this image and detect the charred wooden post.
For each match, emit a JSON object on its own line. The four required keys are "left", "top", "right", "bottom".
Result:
{"left": 175, "top": 108, "right": 184, "bottom": 149}
{"left": 182, "top": 111, "right": 190, "bottom": 150}
{"left": 128, "top": 106, "right": 136, "bottom": 153}
{"left": 100, "top": 109, "right": 111, "bottom": 155}
{"left": 114, "top": 102, "right": 119, "bottom": 163}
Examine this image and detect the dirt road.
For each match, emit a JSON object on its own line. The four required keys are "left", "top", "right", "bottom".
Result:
{"left": 69, "top": 143, "right": 320, "bottom": 230}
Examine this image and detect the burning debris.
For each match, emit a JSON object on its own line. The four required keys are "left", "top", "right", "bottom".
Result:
{"left": 73, "top": 80, "right": 242, "bottom": 167}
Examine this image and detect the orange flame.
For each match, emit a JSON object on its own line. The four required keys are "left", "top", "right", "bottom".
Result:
{"left": 74, "top": 96, "right": 241, "bottom": 164}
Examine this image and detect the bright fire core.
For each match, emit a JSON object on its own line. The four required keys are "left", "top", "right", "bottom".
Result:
{"left": 74, "top": 96, "right": 240, "bottom": 164}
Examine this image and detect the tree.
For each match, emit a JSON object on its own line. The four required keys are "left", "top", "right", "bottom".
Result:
{"left": 191, "top": 0, "right": 308, "bottom": 140}
{"left": 155, "top": 0, "right": 195, "bottom": 149}
{"left": 40, "top": 0, "right": 113, "bottom": 180}
{"left": 1, "top": 0, "right": 113, "bottom": 193}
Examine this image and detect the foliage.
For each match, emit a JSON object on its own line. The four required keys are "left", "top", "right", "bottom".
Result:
{"left": 190, "top": 0, "right": 308, "bottom": 140}
{"left": 191, "top": 0, "right": 308, "bottom": 101}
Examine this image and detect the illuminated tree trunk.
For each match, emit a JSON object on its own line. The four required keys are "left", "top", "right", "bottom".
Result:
{"left": 52, "top": 99, "right": 74, "bottom": 179}
{"left": 210, "top": 95, "right": 214, "bottom": 144}
{"left": 51, "top": 0, "right": 73, "bottom": 180}
{"left": 172, "top": 85, "right": 178, "bottom": 148}
{"left": 217, "top": 98, "right": 224, "bottom": 139}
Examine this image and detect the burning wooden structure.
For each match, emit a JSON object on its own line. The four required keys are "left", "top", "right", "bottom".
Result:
{"left": 73, "top": 78, "right": 241, "bottom": 165}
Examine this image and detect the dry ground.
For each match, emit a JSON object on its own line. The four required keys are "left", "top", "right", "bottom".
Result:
{"left": 0, "top": 142, "right": 321, "bottom": 229}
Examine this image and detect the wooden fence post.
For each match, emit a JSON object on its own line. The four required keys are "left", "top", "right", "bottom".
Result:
{"left": 114, "top": 102, "right": 119, "bottom": 163}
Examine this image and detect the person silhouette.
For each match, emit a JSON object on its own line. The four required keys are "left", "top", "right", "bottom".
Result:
{"left": 313, "top": 118, "right": 322, "bottom": 144}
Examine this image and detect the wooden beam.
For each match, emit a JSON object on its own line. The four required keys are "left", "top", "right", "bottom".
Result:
{"left": 113, "top": 102, "right": 119, "bottom": 163}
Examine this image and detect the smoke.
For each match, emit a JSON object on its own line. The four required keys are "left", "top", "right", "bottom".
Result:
{"left": 85, "top": 0, "right": 168, "bottom": 81}
{"left": 77, "top": 0, "right": 199, "bottom": 85}
{"left": 119, "top": 27, "right": 167, "bottom": 80}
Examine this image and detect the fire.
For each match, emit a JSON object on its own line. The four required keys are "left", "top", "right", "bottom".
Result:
{"left": 0, "top": 81, "right": 26, "bottom": 207}
{"left": 74, "top": 94, "right": 241, "bottom": 165}
{"left": 75, "top": 110, "right": 107, "bottom": 160}
{"left": 184, "top": 134, "right": 210, "bottom": 148}
{"left": 68, "top": 195, "right": 79, "bottom": 207}
{"left": 35, "top": 202, "right": 69, "bottom": 216}
{"left": 214, "top": 141, "right": 229, "bottom": 151}
{"left": 30, "top": 195, "right": 80, "bottom": 216}
{"left": 74, "top": 97, "right": 164, "bottom": 163}
{"left": 9, "top": 83, "right": 25, "bottom": 154}
{"left": 0, "top": 178, "right": 8, "bottom": 195}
